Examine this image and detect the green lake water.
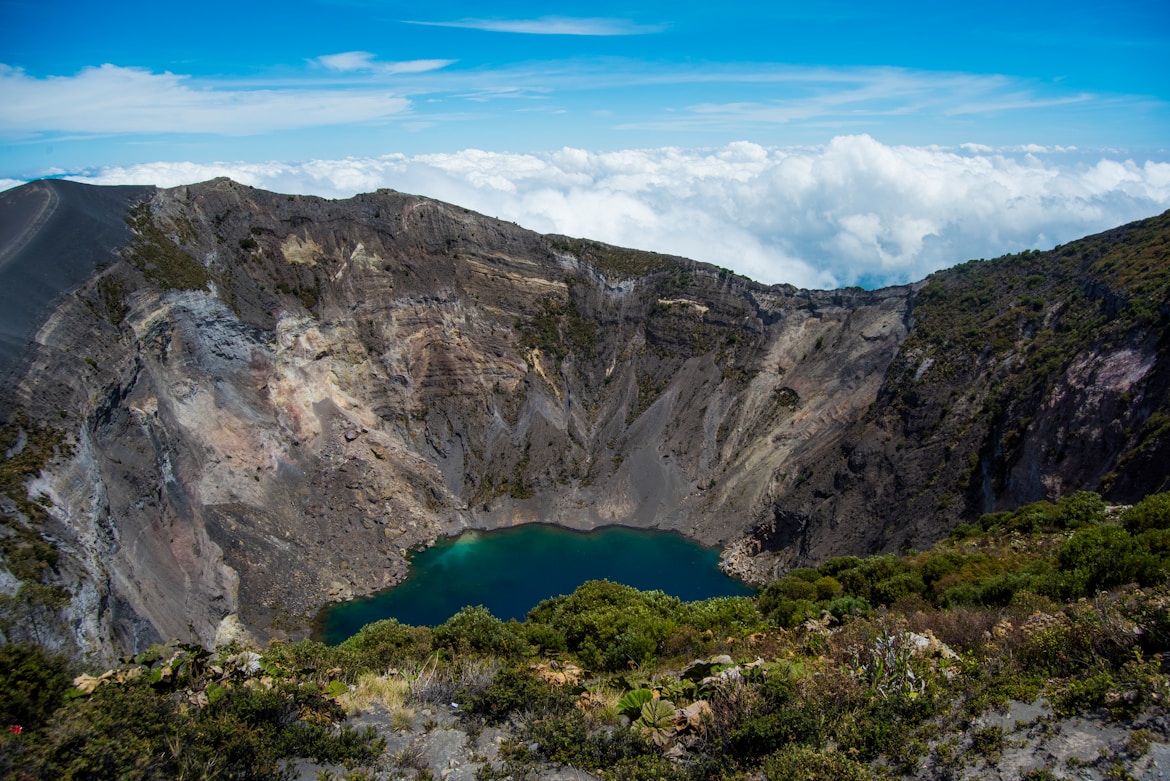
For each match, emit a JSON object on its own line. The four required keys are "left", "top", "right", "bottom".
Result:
{"left": 316, "top": 524, "right": 754, "bottom": 644}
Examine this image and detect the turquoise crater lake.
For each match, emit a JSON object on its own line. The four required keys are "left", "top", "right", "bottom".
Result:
{"left": 316, "top": 525, "right": 754, "bottom": 644}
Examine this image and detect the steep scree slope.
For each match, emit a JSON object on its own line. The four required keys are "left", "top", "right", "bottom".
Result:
{"left": 0, "top": 178, "right": 1167, "bottom": 658}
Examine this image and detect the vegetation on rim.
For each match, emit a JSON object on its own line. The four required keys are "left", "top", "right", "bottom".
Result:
{"left": 857, "top": 211, "right": 1170, "bottom": 535}
{"left": 550, "top": 236, "right": 673, "bottom": 278}
{"left": 124, "top": 203, "right": 210, "bottom": 291}
{"left": 2, "top": 489, "right": 1168, "bottom": 780}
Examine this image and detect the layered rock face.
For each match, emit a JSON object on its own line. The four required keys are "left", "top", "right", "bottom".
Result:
{"left": 1, "top": 178, "right": 1167, "bottom": 659}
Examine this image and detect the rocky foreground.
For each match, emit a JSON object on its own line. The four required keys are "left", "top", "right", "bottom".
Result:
{"left": 297, "top": 683, "right": 1169, "bottom": 781}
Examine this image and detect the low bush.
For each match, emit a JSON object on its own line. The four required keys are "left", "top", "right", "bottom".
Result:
{"left": 0, "top": 643, "right": 71, "bottom": 730}
{"left": 675, "top": 595, "right": 760, "bottom": 635}
{"left": 761, "top": 744, "right": 873, "bottom": 781}
{"left": 432, "top": 606, "right": 528, "bottom": 658}
{"left": 338, "top": 617, "right": 432, "bottom": 672}
{"left": 1122, "top": 491, "right": 1170, "bottom": 534}
{"left": 10, "top": 666, "right": 382, "bottom": 780}
{"left": 527, "top": 581, "right": 680, "bottom": 670}
{"left": 463, "top": 665, "right": 562, "bottom": 723}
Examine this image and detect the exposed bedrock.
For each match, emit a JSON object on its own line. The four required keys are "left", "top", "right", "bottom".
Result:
{"left": 1, "top": 179, "right": 1167, "bottom": 658}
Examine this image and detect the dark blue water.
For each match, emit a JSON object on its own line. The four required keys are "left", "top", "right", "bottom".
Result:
{"left": 316, "top": 524, "right": 753, "bottom": 644}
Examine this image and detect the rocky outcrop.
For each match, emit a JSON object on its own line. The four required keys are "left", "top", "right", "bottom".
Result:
{"left": 1, "top": 178, "right": 1167, "bottom": 659}
{"left": 743, "top": 222, "right": 1170, "bottom": 576}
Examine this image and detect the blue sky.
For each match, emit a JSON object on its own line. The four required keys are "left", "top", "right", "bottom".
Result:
{"left": 2, "top": 0, "right": 1168, "bottom": 287}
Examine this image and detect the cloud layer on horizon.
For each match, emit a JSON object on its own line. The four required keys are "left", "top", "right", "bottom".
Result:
{"left": 23, "top": 136, "right": 1170, "bottom": 289}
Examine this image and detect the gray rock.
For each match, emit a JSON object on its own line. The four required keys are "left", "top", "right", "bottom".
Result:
{"left": 2, "top": 178, "right": 1168, "bottom": 658}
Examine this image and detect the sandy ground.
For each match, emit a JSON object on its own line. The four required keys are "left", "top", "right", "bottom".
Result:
{"left": 0, "top": 179, "right": 152, "bottom": 378}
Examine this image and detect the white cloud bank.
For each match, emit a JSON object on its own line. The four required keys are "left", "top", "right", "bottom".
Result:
{"left": 23, "top": 135, "right": 1170, "bottom": 289}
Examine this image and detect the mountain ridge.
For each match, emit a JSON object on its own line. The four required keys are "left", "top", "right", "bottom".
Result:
{"left": 0, "top": 177, "right": 1167, "bottom": 659}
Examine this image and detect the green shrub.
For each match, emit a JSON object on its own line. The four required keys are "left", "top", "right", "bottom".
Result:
{"left": 675, "top": 595, "right": 760, "bottom": 635}
{"left": 15, "top": 669, "right": 381, "bottom": 780}
{"left": 978, "top": 511, "right": 1012, "bottom": 531}
{"left": 1004, "top": 501, "right": 1057, "bottom": 533}
{"left": 1055, "top": 524, "right": 1168, "bottom": 593}
{"left": 762, "top": 567, "right": 878, "bottom": 627}
{"left": 261, "top": 639, "right": 348, "bottom": 682}
{"left": 835, "top": 687, "right": 943, "bottom": 762}
{"left": 942, "top": 572, "right": 1035, "bottom": 607}
{"left": 761, "top": 745, "right": 874, "bottom": 781}
{"left": 986, "top": 492, "right": 1106, "bottom": 536}
{"left": 1020, "top": 770, "right": 1060, "bottom": 781}
{"left": 827, "top": 595, "right": 872, "bottom": 621}
{"left": 818, "top": 556, "right": 863, "bottom": 576}
{"left": 523, "top": 709, "right": 591, "bottom": 764}
{"left": 501, "top": 707, "right": 667, "bottom": 776}
{"left": 605, "top": 624, "right": 664, "bottom": 669}
{"left": 527, "top": 581, "right": 679, "bottom": 671}
{"left": 1137, "top": 528, "right": 1170, "bottom": 555}
{"left": 0, "top": 644, "right": 70, "bottom": 730}
{"left": 523, "top": 622, "right": 568, "bottom": 654}
{"left": 1122, "top": 491, "right": 1170, "bottom": 534}
{"left": 465, "top": 665, "right": 561, "bottom": 724}
{"left": 939, "top": 581, "right": 982, "bottom": 607}
{"left": 767, "top": 598, "right": 820, "bottom": 629}
{"left": 760, "top": 576, "right": 818, "bottom": 613}
{"left": 814, "top": 576, "right": 844, "bottom": 601}
{"left": 949, "top": 522, "right": 981, "bottom": 539}
{"left": 970, "top": 724, "right": 1006, "bottom": 759}
{"left": 920, "top": 551, "right": 964, "bottom": 587}
{"left": 338, "top": 618, "right": 431, "bottom": 672}
{"left": 432, "top": 606, "right": 528, "bottom": 657}
{"left": 834, "top": 555, "right": 912, "bottom": 602}
{"left": 1055, "top": 491, "right": 1107, "bottom": 528}
{"left": 728, "top": 705, "right": 823, "bottom": 761}
{"left": 1053, "top": 670, "right": 1117, "bottom": 716}
{"left": 872, "top": 571, "right": 926, "bottom": 606}
{"left": 1104, "top": 653, "right": 1169, "bottom": 719}
{"left": 604, "top": 753, "right": 688, "bottom": 781}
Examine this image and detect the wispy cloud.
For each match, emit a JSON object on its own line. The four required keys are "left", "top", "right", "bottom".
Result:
{"left": 404, "top": 16, "right": 664, "bottom": 36}
{"left": 622, "top": 68, "right": 1048, "bottom": 131}
{"left": 455, "top": 86, "right": 551, "bottom": 102}
{"left": 0, "top": 64, "right": 410, "bottom": 136}
{"left": 310, "top": 52, "right": 455, "bottom": 75}
{"left": 0, "top": 56, "right": 1142, "bottom": 147}
{"left": 313, "top": 51, "right": 379, "bottom": 72}
{"left": 28, "top": 137, "right": 1170, "bottom": 290}
{"left": 946, "top": 93, "right": 1094, "bottom": 115}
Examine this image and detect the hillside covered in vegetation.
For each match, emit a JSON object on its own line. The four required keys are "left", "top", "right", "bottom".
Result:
{"left": 3, "top": 490, "right": 1169, "bottom": 780}
{"left": 748, "top": 210, "right": 1170, "bottom": 576}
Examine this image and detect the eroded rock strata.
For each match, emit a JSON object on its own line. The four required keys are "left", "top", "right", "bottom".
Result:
{"left": 1, "top": 178, "right": 1167, "bottom": 658}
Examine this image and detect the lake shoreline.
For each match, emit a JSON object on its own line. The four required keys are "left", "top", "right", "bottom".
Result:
{"left": 312, "top": 522, "right": 754, "bottom": 644}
